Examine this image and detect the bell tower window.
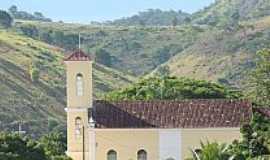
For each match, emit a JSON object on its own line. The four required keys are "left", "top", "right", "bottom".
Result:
{"left": 76, "top": 73, "right": 83, "bottom": 96}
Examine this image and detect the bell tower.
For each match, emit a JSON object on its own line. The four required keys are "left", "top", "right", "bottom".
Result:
{"left": 64, "top": 50, "right": 93, "bottom": 160}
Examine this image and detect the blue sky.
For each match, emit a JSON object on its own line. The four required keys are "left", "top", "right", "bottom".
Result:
{"left": 0, "top": 0, "right": 215, "bottom": 23}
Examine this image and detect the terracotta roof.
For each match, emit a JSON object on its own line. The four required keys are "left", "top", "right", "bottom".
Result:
{"left": 253, "top": 108, "right": 270, "bottom": 119}
{"left": 91, "top": 100, "right": 252, "bottom": 128}
{"left": 64, "top": 50, "right": 90, "bottom": 61}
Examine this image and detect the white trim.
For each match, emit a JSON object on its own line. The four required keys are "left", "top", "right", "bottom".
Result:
{"left": 89, "top": 128, "right": 240, "bottom": 132}
{"left": 89, "top": 129, "right": 96, "bottom": 160}
{"left": 65, "top": 108, "right": 89, "bottom": 112}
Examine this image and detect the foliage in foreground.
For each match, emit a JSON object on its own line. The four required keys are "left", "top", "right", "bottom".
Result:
{"left": 187, "top": 113, "right": 270, "bottom": 160}
{"left": 249, "top": 49, "right": 270, "bottom": 107}
{"left": 105, "top": 76, "right": 241, "bottom": 101}
{"left": 187, "top": 141, "right": 231, "bottom": 160}
{"left": 0, "top": 132, "right": 71, "bottom": 160}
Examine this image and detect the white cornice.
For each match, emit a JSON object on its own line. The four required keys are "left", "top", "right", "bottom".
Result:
{"left": 65, "top": 108, "right": 89, "bottom": 112}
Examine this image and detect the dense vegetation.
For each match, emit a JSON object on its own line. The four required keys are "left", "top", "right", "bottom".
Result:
{"left": 105, "top": 76, "right": 241, "bottom": 101}
{"left": 186, "top": 49, "right": 270, "bottom": 160}
{"left": 8, "top": 5, "right": 51, "bottom": 22}
{"left": 102, "top": 9, "right": 191, "bottom": 26}
{"left": 187, "top": 113, "right": 270, "bottom": 160}
{"left": 0, "top": 10, "right": 13, "bottom": 28}
{"left": 0, "top": 132, "right": 70, "bottom": 160}
{"left": 249, "top": 49, "right": 270, "bottom": 107}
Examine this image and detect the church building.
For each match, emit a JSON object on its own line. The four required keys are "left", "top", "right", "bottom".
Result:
{"left": 64, "top": 50, "right": 252, "bottom": 160}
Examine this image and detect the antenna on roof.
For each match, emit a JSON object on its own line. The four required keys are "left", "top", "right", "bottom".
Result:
{"left": 79, "top": 33, "right": 81, "bottom": 50}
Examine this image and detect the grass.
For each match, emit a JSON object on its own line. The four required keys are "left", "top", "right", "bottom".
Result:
{"left": 0, "top": 29, "right": 135, "bottom": 136}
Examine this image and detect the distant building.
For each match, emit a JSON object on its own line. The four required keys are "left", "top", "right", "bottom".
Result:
{"left": 64, "top": 50, "right": 252, "bottom": 160}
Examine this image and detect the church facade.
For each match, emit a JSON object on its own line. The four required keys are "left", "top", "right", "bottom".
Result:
{"left": 64, "top": 50, "right": 252, "bottom": 160}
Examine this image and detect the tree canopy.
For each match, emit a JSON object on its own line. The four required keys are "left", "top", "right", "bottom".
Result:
{"left": 0, "top": 132, "right": 71, "bottom": 160}
{"left": 0, "top": 133, "right": 47, "bottom": 160}
{"left": 0, "top": 10, "right": 13, "bottom": 28}
{"left": 249, "top": 49, "right": 270, "bottom": 107}
{"left": 8, "top": 5, "right": 51, "bottom": 22}
{"left": 105, "top": 76, "right": 241, "bottom": 101}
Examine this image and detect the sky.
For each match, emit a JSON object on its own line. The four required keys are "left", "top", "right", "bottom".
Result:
{"left": 0, "top": 0, "right": 215, "bottom": 23}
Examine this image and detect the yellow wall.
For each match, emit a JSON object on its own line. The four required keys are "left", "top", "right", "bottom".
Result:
{"left": 92, "top": 128, "right": 240, "bottom": 160}
{"left": 67, "top": 109, "right": 89, "bottom": 152}
{"left": 95, "top": 129, "right": 159, "bottom": 160}
{"left": 65, "top": 60, "right": 92, "bottom": 160}
{"left": 65, "top": 61, "right": 93, "bottom": 108}
{"left": 181, "top": 128, "right": 240, "bottom": 159}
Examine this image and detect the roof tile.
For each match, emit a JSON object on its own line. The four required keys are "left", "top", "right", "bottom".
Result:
{"left": 64, "top": 50, "right": 90, "bottom": 61}
{"left": 92, "top": 99, "right": 252, "bottom": 128}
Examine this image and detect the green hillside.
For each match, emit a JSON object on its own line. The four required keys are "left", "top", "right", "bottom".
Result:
{"left": 192, "top": 0, "right": 270, "bottom": 27}
{"left": 0, "top": 29, "right": 134, "bottom": 136}
{"left": 15, "top": 20, "right": 206, "bottom": 75}
{"left": 162, "top": 1, "right": 270, "bottom": 88}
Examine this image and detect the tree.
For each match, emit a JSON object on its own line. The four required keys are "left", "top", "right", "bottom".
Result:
{"left": 0, "top": 133, "right": 47, "bottom": 160}
{"left": 105, "top": 77, "right": 242, "bottom": 101}
{"left": 0, "top": 10, "right": 13, "bottom": 28}
{"left": 249, "top": 49, "right": 270, "bottom": 106}
{"left": 8, "top": 5, "right": 18, "bottom": 15}
{"left": 172, "top": 16, "right": 178, "bottom": 28}
{"left": 39, "top": 132, "right": 68, "bottom": 159}
{"left": 33, "top": 12, "right": 44, "bottom": 19}
{"left": 95, "top": 48, "right": 112, "bottom": 67}
{"left": 188, "top": 141, "right": 231, "bottom": 160}
{"left": 139, "top": 19, "right": 145, "bottom": 27}
{"left": 20, "top": 24, "right": 39, "bottom": 38}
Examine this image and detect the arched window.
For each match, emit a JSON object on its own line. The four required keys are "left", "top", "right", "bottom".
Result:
{"left": 107, "top": 150, "right": 117, "bottom": 160}
{"left": 76, "top": 73, "right": 83, "bottom": 96}
{"left": 137, "top": 150, "right": 147, "bottom": 160}
{"left": 75, "top": 117, "right": 82, "bottom": 136}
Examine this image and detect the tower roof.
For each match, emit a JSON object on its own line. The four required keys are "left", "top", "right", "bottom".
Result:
{"left": 64, "top": 50, "right": 91, "bottom": 61}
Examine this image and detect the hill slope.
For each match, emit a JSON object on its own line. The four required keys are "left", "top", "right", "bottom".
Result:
{"left": 0, "top": 30, "right": 135, "bottom": 136}
{"left": 192, "top": 0, "right": 270, "bottom": 27}
{"left": 15, "top": 21, "right": 206, "bottom": 75}
{"left": 163, "top": 1, "right": 270, "bottom": 88}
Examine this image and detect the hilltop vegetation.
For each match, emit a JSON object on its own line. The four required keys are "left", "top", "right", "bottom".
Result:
{"left": 8, "top": 5, "right": 51, "bottom": 22}
{"left": 192, "top": 0, "right": 270, "bottom": 27}
{"left": 102, "top": 9, "right": 190, "bottom": 26}
{"left": 0, "top": 29, "right": 134, "bottom": 136}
